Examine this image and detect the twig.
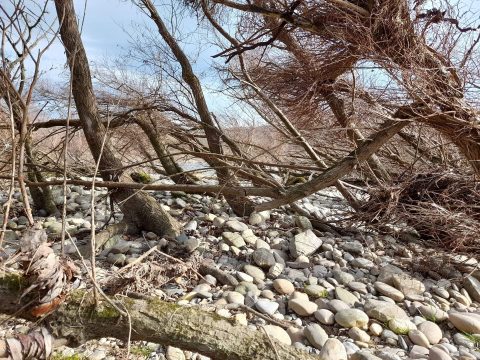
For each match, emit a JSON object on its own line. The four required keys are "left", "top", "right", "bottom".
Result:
{"left": 116, "top": 245, "right": 158, "bottom": 275}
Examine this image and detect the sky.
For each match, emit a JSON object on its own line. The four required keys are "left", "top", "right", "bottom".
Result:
{"left": 2, "top": 0, "right": 480, "bottom": 117}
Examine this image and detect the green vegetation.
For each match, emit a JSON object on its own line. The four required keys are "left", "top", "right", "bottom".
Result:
{"left": 51, "top": 354, "right": 88, "bottom": 360}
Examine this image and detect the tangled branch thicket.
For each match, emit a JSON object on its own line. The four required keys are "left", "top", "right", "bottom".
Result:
{"left": 357, "top": 171, "right": 480, "bottom": 254}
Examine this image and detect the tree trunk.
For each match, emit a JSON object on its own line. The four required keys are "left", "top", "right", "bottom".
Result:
{"left": 25, "top": 139, "right": 57, "bottom": 215}
{"left": 54, "top": 0, "right": 180, "bottom": 237}
{"left": 0, "top": 275, "right": 317, "bottom": 360}
{"left": 256, "top": 119, "right": 409, "bottom": 211}
{"left": 140, "top": 0, "right": 255, "bottom": 216}
{"left": 134, "top": 116, "right": 197, "bottom": 184}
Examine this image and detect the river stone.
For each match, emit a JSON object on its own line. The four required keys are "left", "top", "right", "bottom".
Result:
{"left": 341, "top": 241, "right": 364, "bottom": 254}
{"left": 166, "top": 346, "right": 185, "bottom": 360}
{"left": 429, "top": 346, "right": 452, "bottom": 360}
{"left": 314, "top": 309, "right": 335, "bottom": 325}
{"left": 348, "top": 327, "right": 370, "bottom": 342}
{"left": 222, "top": 232, "right": 246, "bottom": 247}
{"left": 226, "top": 291, "right": 245, "bottom": 304}
{"left": 374, "top": 281, "right": 405, "bottom": 302}
{"left": 335, "top": 308, "right": 369, "bottom": 328}
{"left": 448, "top": 311, "right": 480, "bottom": 333}
{"left": 304, "top": 323, "right": 328, "bottom": 350}
{"left": 378, "top": 265, "right": 404, "bottom": 284}
{"left": 418, "top": 305, "right": 448, "bottom": 322}
{"left": 410, "top": 345, "right": 430, "bottom": 359}
{"left": 350, "top": 350, "right": 383, "bottom": 360}
{"left": 328, "top": 299, "right": 350, "bottom": 313}
{"left": 241, "top": 229, "right": 258, "bottom": 245}
{"left": 273, "top": 279, "right": 295, "bottom": 295}
{"left": 256, "top": 299, "right": 279, "bottom": 315}
{"left": 243, "top": 265, "right": 265, "bottom": 281}
{"left": 418, "top": 321, "right": 442, "bottom": 344}
{"left": 464, "top": 276, "right": 480, "bottom": 302}
{"left": 304, "top": 284, "right": 327, "bottom": 298}
{"left": 249, "top": 212, "right": 264, "bottom": 225}
{"left": 295, "top": 215, "right": 313, "bottom": 230}
{"left": 388, "top": 318, "right": 416, "bottom": 335}
{"left": 391, "top": 273, "right": 426, "bottom": 296}
{"left": 332, "top": 269, "right": 355, "bottom": 285}
{"left": 335, "top": 287, "right": 358, "bottom": 306}
{"left": 408, "top": 329, "right": 430, "bottom": 348}
{"left": 288, "top": 298, "right": 318, "bottom": 316}
{"left": 290, "top": 230, "right": 322, "bottom": 257}
{"left": 225, "top": 220, "right": 248, "bottom": 232}
{"left": 364, "top": 299, "right": 409, "bottom": 322}
{"left": 262, "top": 325, "right": 291, "bottom": 345}
{"left": 252, "top": 249, "right": 275, "bottom": 269}
{"left": 319, "top": 338, "right": 347, "bottom": 360}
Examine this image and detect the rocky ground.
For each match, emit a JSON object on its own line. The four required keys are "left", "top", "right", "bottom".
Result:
{"left": 0, "top": 181, "right": 480, "bottom": 360}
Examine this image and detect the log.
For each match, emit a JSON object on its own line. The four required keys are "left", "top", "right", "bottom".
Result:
{"left": 0, "top": 274, "right": 318, "bottom": 360}
{"left": 255, "top": 119, "right": 410, "bottom": 212}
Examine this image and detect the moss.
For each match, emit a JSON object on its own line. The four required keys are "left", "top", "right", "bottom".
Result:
{"left": 130, "top": 171, "right": 153, "bottom": 184}
{"left": 51, "top": 354, "right": 88, "bottom": 360}
{"left": 0, "top": 272, "right": 26, "bottom": 291}
{"left": 96, "top": 303, "right": 121, "bottom": 319}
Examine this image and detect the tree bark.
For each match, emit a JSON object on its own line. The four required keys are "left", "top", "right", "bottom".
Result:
{"left": 134, "top": 116, "right": 197, "bottom": 184}
{"left": 139, "top": 0, "right": 255, "bottom": 216}
{"left": 256, "top": 119, "right": 409, "bottom": 211}
{"left": 54, "top": 0, "right": 180, "bottom": 237}
{"left": 0, "top": 275, "right": 317, "bottom": 360}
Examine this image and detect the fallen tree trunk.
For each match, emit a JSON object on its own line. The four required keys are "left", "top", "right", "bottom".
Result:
{"left": 0, "top": 274, "right": 317, "bottom": 360}
{"left": 255, "top": 119, "right": 409, "bottom": 211}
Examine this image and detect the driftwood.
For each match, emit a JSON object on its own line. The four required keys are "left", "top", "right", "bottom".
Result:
{"left": 0, "top": 274, "right": 318, "bottom": 360}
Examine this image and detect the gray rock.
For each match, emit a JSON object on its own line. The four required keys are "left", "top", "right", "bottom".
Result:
{"left": 273, "top": 279, "right": 294, "bottom": 295}
{"left": 255, "top": 299, "right": 279, "bottom": 315}
{"left": 341, "top": 241, "right": 364, "bottom": 254}
{"left": 335, "top": 287, "right": 358, "bottom": 306}
{"left": 290, "top": 230, "right": 322, "bottom": 257}
{"left": 288, "top": 298, "right": 318, "bottom": 316}
{"left": 332, "top": 269, "right": 354, "bottom": 285}
{"left": 417, "top": 305, "right": 448, "bottom": 322}
{"left": 410, "top": 345, "right": 429, "bottom": 359}
{"left": 252, "top": 249, "right": 275, "bottom": 269}
{"left": 428, "top": 346, "right": 452, "bottom": 360}
{"left": 295, "top": 215, "right": 313, "bottom": 230}
{"left": 391, "top": 273, "right": 425, "bottom": 296}
{"left": 241, "top": 229, "right": 258, "bottom": 245}
{"left": 107, "top": 253, "right": 126, "bottom": 266}
{"left": 334, "top": 308, "right": 369, "bottom": 328}
{"left": 304, "top": 323, "right": 328, "bottom": 350}
{"left": 184, "top": 238, "right": 200, "bottom": 252}
{"left": 464, "top": 276, "right": 480, "bottom": 302}
{"left": 249, "top": 212, "right": 264, "bottom": 225}
{"left": 374, "top": 282, "right": 405, "bottom": 302}
{"left": 166, "top": 346, "right": 185, "bottom": 360}
{"left": 262, "top": 325, "right": 291, "bottom": 345}
{"left": 243, "top": 265, "right": 265, "bottom": 281}
{"left": 225, "top": 220, "right": 248, "bottom": 232}
{"left": 448, "top": 311, "right": 480, "bottom": 333}
{"left": 378, "top": 265, "right": 404, "bottom": 284}
{"left": 350, "top": 350, "right": 382, "bottom": 360}
{"left": 314, "top": 309, "right": 335, "bottom": 325}
{"left": 349, "top": 327, "right": 370, "bottom": 342}
{"left": 417, "top": 321, "right": 442, "bottom": 344}
{"left": 222, "top": 232, "right": 246, "bottom": 248}
{"left": 319, "top": 338, "right": 347, "bottom": 360}
{"left": 364, "top": 299, "right": 409, "bottom": 322}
